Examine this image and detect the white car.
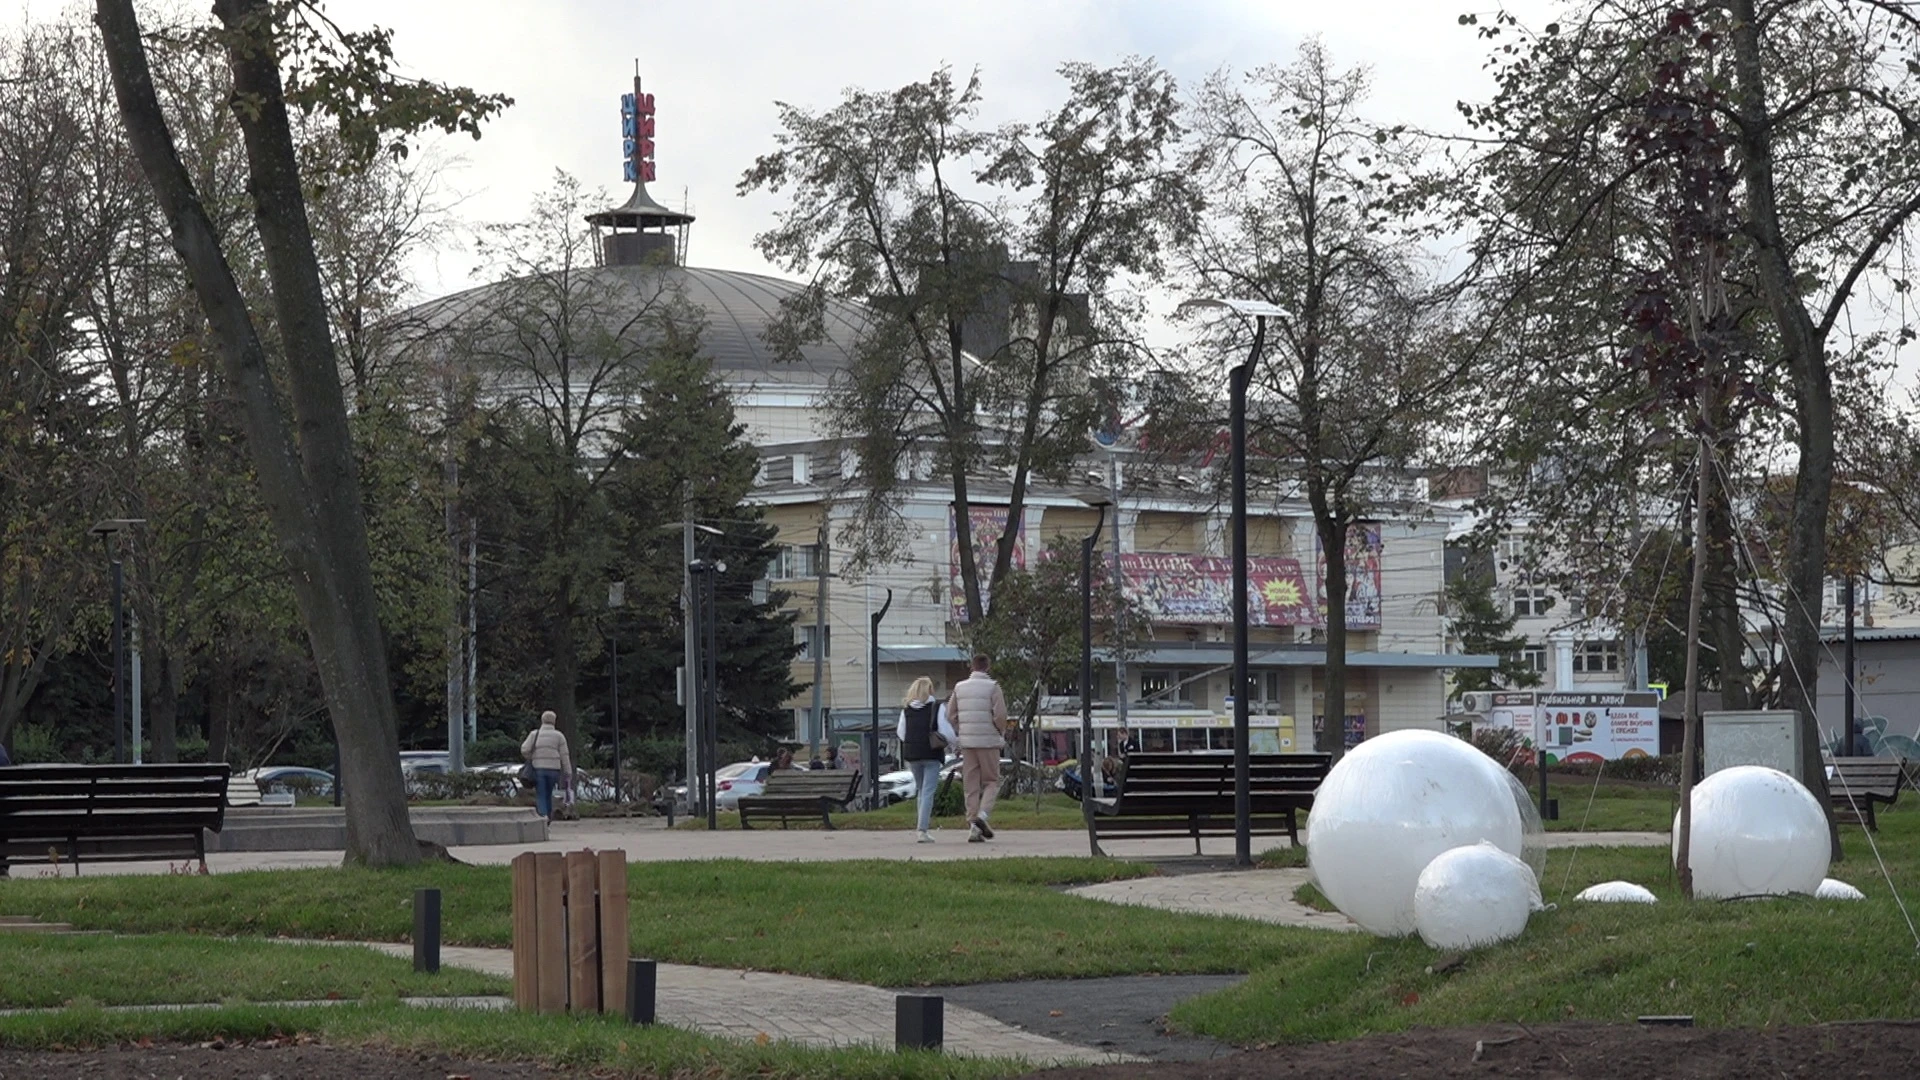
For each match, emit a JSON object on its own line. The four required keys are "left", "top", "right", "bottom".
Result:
{"left": 877, "top": 769, "right": 918, "bottom": 805}
{"left": 672, "top": 761, "right": 772, "bottom": 810}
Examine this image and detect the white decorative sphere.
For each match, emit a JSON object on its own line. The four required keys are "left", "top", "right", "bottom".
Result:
{"left": 1307, "top": 729, "right": 1543, "bottom": 936}
{"left": 1413, "top": 842, "right": 1542, "bottom": 949}
{"left": 1673, "top": 766, "right": 1828, "bottom": 900}
{"left": 1816, "top": 878, "right": 1866, "bottom": 901}
{"left": 1574, "top": 880, "right": 1658, "bottom": 904}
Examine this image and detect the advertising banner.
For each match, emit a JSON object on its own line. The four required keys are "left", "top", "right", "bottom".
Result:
{"left": 1119, "top": 552, "right": 1319, "bottom": 626}
{"left": 1316, "top": 523, "right": 1384, "bottom": 630}
{"left": 1533, "top": 691, "right": 1661, "bottom": 764}
{"left": 949, "top": 506, "right": 1024, "bottom": 623}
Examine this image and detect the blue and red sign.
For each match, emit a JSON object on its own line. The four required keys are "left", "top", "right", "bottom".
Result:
{"left": 621, "top": 84, "right": 656, "bottom": 183}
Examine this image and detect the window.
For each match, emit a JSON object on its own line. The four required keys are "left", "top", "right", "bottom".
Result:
{"left": 1519, "top": 646, "right": 1548, "bottom": 674}
{"left": 797, "top": 624, "right": 831, "bottom": 660}
{"left": 771, "top": 544, "right": 823, "bottom": 581}
{"left": 1511, "top": 585, "right": 1553, "bottom": 618}
{"left": 1572, "top": 640, "right": 1620, "bottom": 674}
{"left": 1138, "top": 669, "right": 1192, "bottom": 704}
{"left": 1497, "top": 532, "right": 1527, "bottom": 570}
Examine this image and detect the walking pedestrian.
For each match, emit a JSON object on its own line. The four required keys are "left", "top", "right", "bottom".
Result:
{"left": 946, "top": 653, "right": 1010, "bottom": 842}
{"left": 896, "top": 676, "right": 957, "bottom": 843}
{"left": 520, "top": 710, "right": 573, "bottom": 822}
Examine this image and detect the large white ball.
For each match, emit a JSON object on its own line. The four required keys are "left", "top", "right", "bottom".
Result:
{"left": 1673, "top": 765, "right": 1828, "bottom": 900}
{"left": 1307, "top": 729, "right": 1542, "bottom": 936}
{"left": 1413, "top": 842, "right": 1542, "bottom": 949}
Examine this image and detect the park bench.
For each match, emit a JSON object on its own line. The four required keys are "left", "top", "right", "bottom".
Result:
{"left": 1090, "top": 751, "right": 1332, "bottom": 853}
{"left": 737, "top": 769, "right": 862, "bottom": 830}
{"left": 1826, "top": 757, "right": 1912, "bottom": 832}
{"left": 0, "top": 763, "right": 232, "bottom": 874}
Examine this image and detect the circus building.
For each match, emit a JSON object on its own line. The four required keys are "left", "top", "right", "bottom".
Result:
{"left": 406, "top": 75, "right": 1493, "bottom": 763}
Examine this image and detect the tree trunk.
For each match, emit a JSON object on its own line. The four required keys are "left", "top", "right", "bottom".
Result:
{"left": 1313, "top": 489, "right": 1350, "bottom": 763}
{"left": 95, "top": 0, "right": 419, "bottom": 866}
{"left": 1703, "top": 474, "right": 1751, "bottom": 711}
{"left": 1728, "top": 0, "right": 1835, "bottom": 856}
{"left": 207, "top": 641, "right": 232, "bottom": 764}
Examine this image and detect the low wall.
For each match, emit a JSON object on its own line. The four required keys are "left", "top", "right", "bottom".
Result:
{"left": 208, "top": 806, "right": 548, "bottom": 852}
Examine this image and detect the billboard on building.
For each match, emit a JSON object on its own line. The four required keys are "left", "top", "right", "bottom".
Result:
{"left": 1119, "top": 552, "right": 1319, "bottom": 626}
{"left": 1315, "top": 522, "right": 1384, "bottom": 630}
{"left": 949, "top": 506, "right": 1024, "bottom": 622}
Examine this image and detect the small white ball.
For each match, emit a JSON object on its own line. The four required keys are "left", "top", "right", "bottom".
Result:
{"left": 1816, "top": 878, "right": 1866, "bottom": 901}
{"left": 1413, "top": 842, "right": 1542, "bottom": 949}
{"left": 1574, "top": 880, "right": 1658, "bottom": 904}
{"left": 1308, "top": 729, "right": 1542, "bottom": 936}
{"left": 1673, "top": 766, "right": 1828, "bottom": 900}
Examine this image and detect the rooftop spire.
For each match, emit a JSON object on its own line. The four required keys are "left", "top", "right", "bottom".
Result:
{"left": 587, "top": 72, "right": 694, "bottom": 265}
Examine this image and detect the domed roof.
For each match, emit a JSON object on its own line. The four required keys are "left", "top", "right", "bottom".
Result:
{"left": 402, "top": 263, "right": 869, "bottom": 387}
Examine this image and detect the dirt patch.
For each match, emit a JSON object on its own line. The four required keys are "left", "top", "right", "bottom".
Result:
{"left": 0, "top": 1041, "right": 579, "bottom": 1080}
{"left": 1024, "top": 1020, "right": 1920, "bottom": 1079}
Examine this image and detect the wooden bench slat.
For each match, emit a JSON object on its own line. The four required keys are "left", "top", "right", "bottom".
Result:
{"left": 1, "top": 763, "right": 231, "bottom": 871}
{"left": 1091, "top": 752, "right": 1331, "bottom": 852}
{"left": 737, "top": 770, "right": 863, "bottom": 830}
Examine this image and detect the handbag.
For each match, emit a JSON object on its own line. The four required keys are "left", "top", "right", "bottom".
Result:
{"left": 921, "top": 704, "right": 947, "bottom": 750}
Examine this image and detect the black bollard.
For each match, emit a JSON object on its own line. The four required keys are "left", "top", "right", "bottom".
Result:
{"left": 626, "top": 958, "right": 656, "bottom": 1025}
{"left": 413, "top": 887, "right": 441, "bottom": 973}
{"left": 895, "top": 994, "right": 943, "bottom": 1051}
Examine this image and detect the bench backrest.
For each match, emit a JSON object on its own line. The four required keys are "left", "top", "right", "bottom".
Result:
{"left": 758, "top": 769, "right": 863, "bottom": 799}
{"left": 1121, "top": 752, "right": 1331, "bottom": 798}
{"left": 0, "top": 764, "right": 232, "bottom": 837}
{"left": 1828, "top": 757, "right": 1908, "bottom": 798}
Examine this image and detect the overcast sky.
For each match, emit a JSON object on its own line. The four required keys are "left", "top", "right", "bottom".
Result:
{"left": 280, "top": 0, "right": 1524, "bottom": 302}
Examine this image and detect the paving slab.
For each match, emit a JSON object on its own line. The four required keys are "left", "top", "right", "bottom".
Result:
{"left": 347, "top": 941, "right": 1134, "bottom": 1065}
{"left": 1069, "top": 868, "right": 1361, "bottom": 931}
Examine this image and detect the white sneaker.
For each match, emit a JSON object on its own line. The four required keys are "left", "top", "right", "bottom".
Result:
{"left": 968, "top": 824, "right": 984, "bottom": 843}
{"left": 916, "top": 830, "right": 935, "bottom": 843}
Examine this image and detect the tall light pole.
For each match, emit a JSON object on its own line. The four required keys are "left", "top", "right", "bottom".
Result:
{"left": 868, "top": 588, "right": 892, "bottom": 810}
{"left": 1177, "top": 299, "right": 1287, "bottom": 867}
{"left": 91, "top": 519, "right": 146, "bottom": 764}
{"left": 608, "top": 580, "right": 625, "bottom": 802}
{"left": 1079, "top": 499, "right": 1111, "bottom": 857}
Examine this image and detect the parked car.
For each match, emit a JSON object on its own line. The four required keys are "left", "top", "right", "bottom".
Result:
{"left": 248, "top": 766, "right": 335, "bottom": 799}
{"left": 877, "top": 769, "right": 917, "bottom": 805}
{"left": 671, "top": 761, "right": 773, "bottom": 811}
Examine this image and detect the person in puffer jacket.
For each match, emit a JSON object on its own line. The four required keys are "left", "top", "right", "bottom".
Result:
{"left": 520, "top": 710, "right": 573, "bottom": 820}
{"left": 945, "top": 653, "right": 1009, "bottom": 842}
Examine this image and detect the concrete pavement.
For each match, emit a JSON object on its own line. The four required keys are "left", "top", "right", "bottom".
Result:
{"left": 12, "top": 816, "right": 1669, "bottom": 877}
{"left": 347, "top": 942, "right": 1135, "bottom": 1066}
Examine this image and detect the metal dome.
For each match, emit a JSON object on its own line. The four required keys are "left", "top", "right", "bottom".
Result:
{"left": 400, "top": 263, "right": 868, "bottom": 386}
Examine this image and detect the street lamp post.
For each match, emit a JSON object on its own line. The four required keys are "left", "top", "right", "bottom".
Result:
{"left": 868, "top": 588, "right": 892, "bottom": 811}
{"left": 1079, "top": 500, "right": 1110, "bottom": 857}
{"left": 689, "top": 559, "right": 725, "bottom": 830}
{"left": 1176, "top": 299, "right": 1286, "bottom": 867}
{"left": 608, "top": 581, "right": 625, "bottom": 803}
{"left": 91, "top": 519, "right": 146, "bottom": 764}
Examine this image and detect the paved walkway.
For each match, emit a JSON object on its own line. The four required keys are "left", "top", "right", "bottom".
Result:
{"left": 1071, "top": 868, "right": 1362, "bottom": 931}
{"left": 348, "top": 941, "right": 1134, "bottom": 1066}
{"left": 26, "top": 819, "right": 1668, "bottom": 877}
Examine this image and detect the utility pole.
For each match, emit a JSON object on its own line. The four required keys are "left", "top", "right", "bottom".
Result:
{"left": 682, "top": 485, "right": 698, "bottom": 813}
{"left": 444, "top": 454, "right": 464, "bottom": 773}
{"left": 1109, "top": 453, "right": 1128, "bottom": 789}
{"left": 808, "top": 514, "right": 829, "bottom": 759}
{"left": 1845, "top": 574, "right": 1857, "bottom": 755}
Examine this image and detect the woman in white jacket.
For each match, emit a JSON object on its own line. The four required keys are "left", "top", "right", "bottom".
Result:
{"left": 895, "top": 677, "right": 958, "bottom": 843}
{"left": 520, "top": 710, "right": 573, "bottom": 821}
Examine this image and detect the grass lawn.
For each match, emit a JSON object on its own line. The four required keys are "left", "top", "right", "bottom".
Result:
{"left": 1182, "top": 810, "right": 1920, "bottom": 1045}
{"left": 674, "top": 792, "right": 1091, "bottom": 831}
{"left": 0, "top": 857, "right": 1326, "bottom": 987}
{"left": 1540, "top": 778, "right": 1678, "bottom": 833}
{"left": 0, "top": 1000, "right": 1020, "bottom": 1079}
{"left": 0, "top": 934, "right": 503, "bottom": 1008}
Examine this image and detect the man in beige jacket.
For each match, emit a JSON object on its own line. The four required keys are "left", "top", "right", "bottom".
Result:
{"left": 946, "top": 653, "right": 1010, "bottom": 842}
